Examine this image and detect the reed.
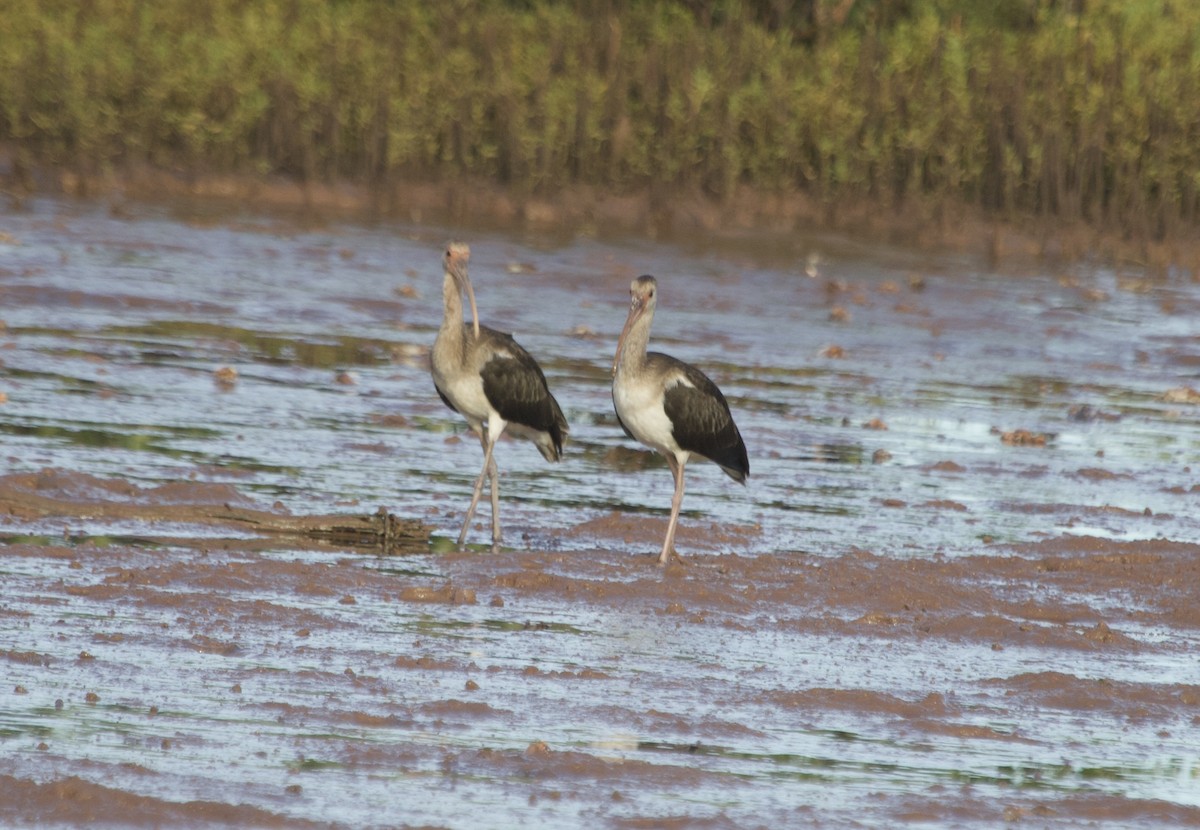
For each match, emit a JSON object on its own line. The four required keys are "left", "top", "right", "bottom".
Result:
{"left": 1, "top": 0, "right": 1196, "bottom": 239}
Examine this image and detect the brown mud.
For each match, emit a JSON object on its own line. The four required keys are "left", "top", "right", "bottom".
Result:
{"left": 0, "top": 469, "right": 428, "bottom": 554}
{"left": 3, "top": 470, "right": 1200, "bottom": 827}
{"left": 36, "top": 163, "right": 1200, "bottom": 278}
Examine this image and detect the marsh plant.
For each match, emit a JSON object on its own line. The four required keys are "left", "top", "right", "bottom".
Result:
{"left": 1, "top": 0, "right": 1197, "bottom": 239}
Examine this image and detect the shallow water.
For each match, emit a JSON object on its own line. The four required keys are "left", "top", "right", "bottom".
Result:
{"left": 1, "top": 198, "right": 1199, "bottom": 828}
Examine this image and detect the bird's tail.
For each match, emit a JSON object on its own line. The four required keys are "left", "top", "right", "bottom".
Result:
{"left": 536, "top": 398, "right": 569, "bottom": 462}
{"left": 536, "top": 416, "right": 568, "bottom": 462}
{"left": 509, "top": 414, "right": 567, "bottom": 463}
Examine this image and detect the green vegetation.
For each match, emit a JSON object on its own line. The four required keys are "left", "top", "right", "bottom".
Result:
{"left": 1, "top": 0, "right": 1197, "bottom": 238}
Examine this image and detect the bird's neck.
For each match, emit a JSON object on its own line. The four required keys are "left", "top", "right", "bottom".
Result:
{"left": 440, "top": 272, "right": 465, "bottom": 343}
{"left": 616, "top": 314, "right": 652, "bottom": 375}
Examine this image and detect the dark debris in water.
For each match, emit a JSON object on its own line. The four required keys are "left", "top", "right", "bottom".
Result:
{"left": 0, "top": 469, "right": 430, "bottom": 555}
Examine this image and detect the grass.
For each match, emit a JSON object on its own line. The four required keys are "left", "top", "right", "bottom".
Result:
{"left": 1, "top": 0, "right": 1197, "bottom": 249}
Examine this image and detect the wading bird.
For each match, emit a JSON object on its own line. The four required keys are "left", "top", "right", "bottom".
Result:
{"left": 612, "top": 275, "right": 748, "bottom": 565}
{"left": 431, "top": 243, "right": 568, "bottom": 550}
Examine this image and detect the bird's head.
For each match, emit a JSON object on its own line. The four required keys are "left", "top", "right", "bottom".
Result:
{"left": 444, "top": 242, "right": 470, "bottom": 285}
{"left": 628, "top": 274, "right": 657, "bottom": 315}
{"left": 443, "top": 241, "right": 479, "bottom": 338}
{"left": 613, "top": 274, "right": 658, "bottom": 376}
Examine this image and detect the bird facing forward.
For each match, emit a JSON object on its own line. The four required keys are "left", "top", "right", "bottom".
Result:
{"left": 430, "top": 243, "right": 568, "bottom": 550}
{"left": 612, "top": 275, "right": 748, "bottom": 564}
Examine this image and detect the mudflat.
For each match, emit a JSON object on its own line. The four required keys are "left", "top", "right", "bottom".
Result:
{"left": 1, "top": 196, "right": 1198, "bottom": 827}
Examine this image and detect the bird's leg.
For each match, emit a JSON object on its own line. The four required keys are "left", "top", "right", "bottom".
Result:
{"left": 659, "top": 455, "right": 688, "bottom": 566}
{"left": 487, "top": 447, "right": 501, "bottom": 550}
{"left": 458, "top": 432, "right": 496, "bottom": 550}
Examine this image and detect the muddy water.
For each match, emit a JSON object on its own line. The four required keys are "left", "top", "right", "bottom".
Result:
{"left": 1, "top": 197, "right": 1199, "bottom": 828}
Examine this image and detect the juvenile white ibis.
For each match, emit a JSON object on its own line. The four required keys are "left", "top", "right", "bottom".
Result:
{"left": 612, "top": 275, "right": 749, "bottom": 565}
{"left": 431, "top": 242, "right": 568, "bottom": 550}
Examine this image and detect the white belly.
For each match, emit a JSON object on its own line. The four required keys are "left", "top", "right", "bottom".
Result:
{"left": 614, "top": 376, "right": 681, "bottom": 457}
{"left": 434, "top": 366, "right": 492, "bottom": 428}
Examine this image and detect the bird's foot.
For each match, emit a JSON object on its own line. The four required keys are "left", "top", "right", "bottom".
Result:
{"left": 656, "top": 548, "right": 687, "bottom": 567}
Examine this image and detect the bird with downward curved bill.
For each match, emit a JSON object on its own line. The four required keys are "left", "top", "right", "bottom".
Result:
{"left": 430, "top": 243, "right": 568, "bottom": 550}
{"left": 611, "top": 275, "right": 749, "bottom": 565}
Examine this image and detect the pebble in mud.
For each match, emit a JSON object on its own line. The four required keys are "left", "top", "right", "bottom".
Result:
{"left": 213, "top": 366, "right": 238, "bottom": 388}
{"left": 399, "top": 585, "right": 477, "bottom": 604}
{"left": 1161, "top": 386, "right": 1200, "bottom": 404}
{"left": 998, "top": 428, "right": 1049, "bottom": 446}
{"left": 1067, "top": 404, "right": 1119, "bottom": 422}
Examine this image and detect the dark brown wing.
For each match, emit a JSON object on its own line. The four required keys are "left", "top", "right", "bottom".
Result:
{"left": 478, "top": 327, "right": 568, "bottom": 457}
{"left": 655, "top": 353, "right": 749, "bottom": 482}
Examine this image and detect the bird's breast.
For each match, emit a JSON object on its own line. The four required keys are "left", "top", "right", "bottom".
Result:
{"left": 613, "top": 373, "right": 683, "bottom": 455}
{"left": 432, "top": 328, "right": 504, "bottom": 422}
{"left": 441, "top": 372, "right": 491, "bottom": 421}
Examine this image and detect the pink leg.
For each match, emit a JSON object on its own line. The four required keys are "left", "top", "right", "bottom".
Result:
{"left": 487, "top": 449, "right": 501, "bottom": 550}
{"left": 458, "top": 434, "right": 497, "bottom": 549}
{"left": 658, "top": 454, "right": 687, "bottom": 566}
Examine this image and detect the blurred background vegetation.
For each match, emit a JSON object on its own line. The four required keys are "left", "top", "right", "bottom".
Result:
{"left": 1, "top": 0, "right": 1197, "bottom": 241}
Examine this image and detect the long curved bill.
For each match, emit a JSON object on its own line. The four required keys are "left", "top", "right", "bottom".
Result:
{"left": 465, "top": 278, "right": 480, "bottom": 340}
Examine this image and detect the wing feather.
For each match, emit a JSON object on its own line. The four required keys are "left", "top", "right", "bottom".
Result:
{"left": 478, "top": 328, "right": 568, "bottom": 456}
{"left": 656, "top": 355, "right": 749, "bottom": 482}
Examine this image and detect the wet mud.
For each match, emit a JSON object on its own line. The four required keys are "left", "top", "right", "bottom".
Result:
{"left": 1, "top": 197, "right": 1199, "bottom": 827}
